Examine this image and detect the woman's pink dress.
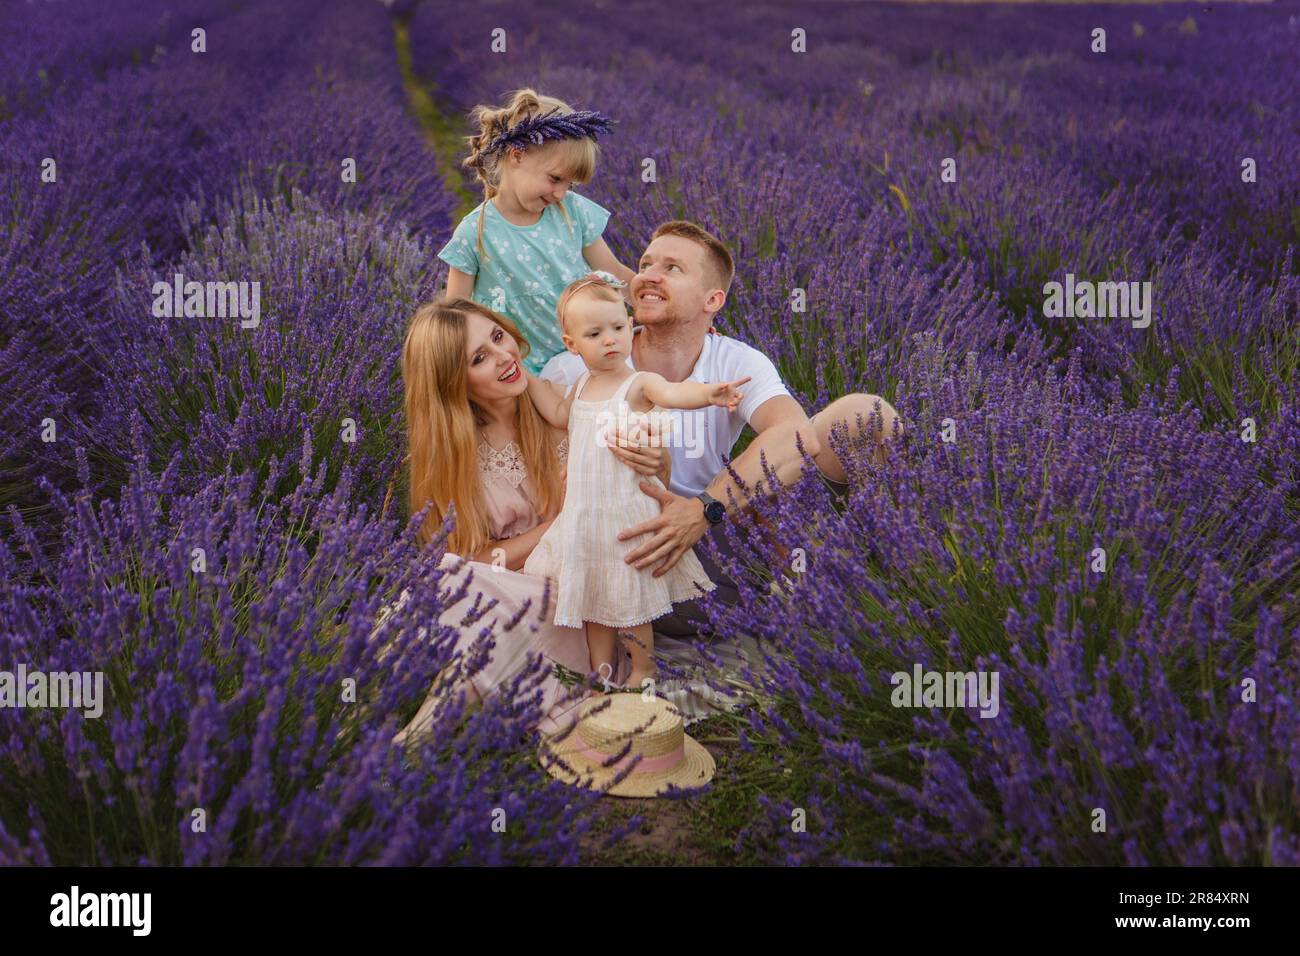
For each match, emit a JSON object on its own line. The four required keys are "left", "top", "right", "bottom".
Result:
{"left": 433, "top": 433, "right": 630, "bottom": 735}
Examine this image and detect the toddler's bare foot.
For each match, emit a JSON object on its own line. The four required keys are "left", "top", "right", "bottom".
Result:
{"left": 624, "top": 666, "right": 658, "bottom": 694}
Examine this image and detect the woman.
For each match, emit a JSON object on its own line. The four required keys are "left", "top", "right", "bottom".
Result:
{"left": 380, "top": 297, "right": 670, "bottom": 743}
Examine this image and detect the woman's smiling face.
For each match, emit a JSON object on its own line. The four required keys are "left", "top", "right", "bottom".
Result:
{"left": 464, "top": 310, "right": 526, "bottom": 401}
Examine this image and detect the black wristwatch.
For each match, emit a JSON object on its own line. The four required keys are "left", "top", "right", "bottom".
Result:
{"left": 697, "top": 491, "right": 726, "bottom": 526}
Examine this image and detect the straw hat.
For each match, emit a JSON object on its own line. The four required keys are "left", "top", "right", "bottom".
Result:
{"left": 539, "top": 693, "right": 715, "bottom": 798}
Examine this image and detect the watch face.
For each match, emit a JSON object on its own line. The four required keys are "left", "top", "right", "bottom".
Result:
{"left": 704, "top": 501, "right": 725, "bottom": 523}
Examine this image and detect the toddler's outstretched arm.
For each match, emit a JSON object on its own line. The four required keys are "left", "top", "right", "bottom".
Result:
{"left": 525, "top": 371, "right": 572, "bottom": 429}
{"left": 639, "top": 372, "right": 753, "bottom": 413}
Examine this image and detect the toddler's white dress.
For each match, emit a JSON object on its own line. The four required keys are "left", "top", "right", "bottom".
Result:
{"left": 523, "top": 369, "right": 716, "bottom": 629}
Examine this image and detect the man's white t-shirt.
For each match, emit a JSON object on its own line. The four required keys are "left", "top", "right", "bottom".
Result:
{"left": 538, "top": 326, "right": 793, "bottom": 499}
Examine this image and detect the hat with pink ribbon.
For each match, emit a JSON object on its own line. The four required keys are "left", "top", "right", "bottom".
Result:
{"left": 538, "top": 693, "right": 715, "bottom": 798}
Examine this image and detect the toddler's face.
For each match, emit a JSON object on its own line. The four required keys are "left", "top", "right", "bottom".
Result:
{"left": 506, "top": 145, "right": 575, "bottom": 215}
{"left": 562, "top": 295, "right": 632, "bottom": 372}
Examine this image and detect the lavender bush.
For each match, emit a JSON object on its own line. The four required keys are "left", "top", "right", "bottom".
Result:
{"left": 0, "top": 427, "right": 614, "bottom": 865}
{"left": 2, "top": 0, "right": 454, "bottom": 528}
{"left": 79, "top": 185, "right": 435, "bottom": 509}
{"left": 0, "top": 0, "right": 232, "bottom": 119}
{"left": 698, "top": 340, "right": 1299, "bottom": 864}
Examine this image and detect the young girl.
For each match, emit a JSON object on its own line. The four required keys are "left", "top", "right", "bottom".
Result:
{"left": 438, "top": 88, "right": 636, "bottom": 375}
{"left": 523, "top": 276, "right": 752, "bottom": 692}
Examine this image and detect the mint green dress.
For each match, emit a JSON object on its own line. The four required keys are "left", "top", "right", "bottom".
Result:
{"left": 437, "top": 191, "right": 612, "bottom": 374}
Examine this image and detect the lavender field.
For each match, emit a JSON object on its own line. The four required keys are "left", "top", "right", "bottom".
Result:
{"left": 1, "top": 0, "right": 1297, "bottom": 866}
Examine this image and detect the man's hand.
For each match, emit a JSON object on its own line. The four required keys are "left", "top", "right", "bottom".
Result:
{"left": 618, "top": 482, "right": 709, "bottom": 577}
{"left": 605, "top": 416, "right": 671, "bottom": 479}
{"left": 608, "top": 439, "right": 668, "bottom": 477}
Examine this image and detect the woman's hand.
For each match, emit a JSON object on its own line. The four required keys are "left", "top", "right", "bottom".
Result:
{"left": 474, "top": 514, "right": 557, "bottom": 570}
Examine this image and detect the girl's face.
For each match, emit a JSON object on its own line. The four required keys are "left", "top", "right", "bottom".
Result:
{"left": 503, "top": 145, "right": 575, "bottom": 214}
{"left": 463, "top": 311, "right": 526, "bottom": 402}
{"left": 562, "top": 294, "right": 632, "bottom": 372}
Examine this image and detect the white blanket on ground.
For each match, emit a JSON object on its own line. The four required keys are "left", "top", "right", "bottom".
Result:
{"left": 648, "top": 630, "right": 770, "bottom": 727}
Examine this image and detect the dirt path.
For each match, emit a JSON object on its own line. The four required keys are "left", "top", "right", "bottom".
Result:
{"left": 391, "top": 16, "right": 480, "bottom": 221}
{"left": 577, "top": 734, "right": 737, "bottom": 866}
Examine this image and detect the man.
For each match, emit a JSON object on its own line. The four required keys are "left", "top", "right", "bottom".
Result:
{"left": 540, "top": 220, "right": 903, "bottom": 636}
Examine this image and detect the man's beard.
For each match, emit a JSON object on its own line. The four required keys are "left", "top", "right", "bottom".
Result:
{"left": 635, "top": 298, "right": 680, "bottom": 325}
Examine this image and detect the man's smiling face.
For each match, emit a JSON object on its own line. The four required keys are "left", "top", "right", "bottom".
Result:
{"left": 631, "top": 235, "right": 718, "bottom": 326}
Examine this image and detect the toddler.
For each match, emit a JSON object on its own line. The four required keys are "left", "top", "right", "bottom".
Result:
{"left": 523, "top": 275, "right": 751, "bottom": 692}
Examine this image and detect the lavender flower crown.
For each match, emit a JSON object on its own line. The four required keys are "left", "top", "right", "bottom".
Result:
{"left": 482, "top": 107, "right": 617, "bottom": 158}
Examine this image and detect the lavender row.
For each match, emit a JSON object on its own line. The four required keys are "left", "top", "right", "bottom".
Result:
{"left": 407, "top": 0, "right": 1297, "bottom": 276}
{"left": 405, "top": 0, "right": 1297, "bottom": 432}
{"left": 2, "top": 0, "right": 454, "bottom": 526}
{"left": 0, "top": 0, "right": 240, "bottom": 119}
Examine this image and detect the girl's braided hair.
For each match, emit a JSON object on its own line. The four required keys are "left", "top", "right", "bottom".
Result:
{"left": 462, "top": 88, "right": 615, "bottom": 264}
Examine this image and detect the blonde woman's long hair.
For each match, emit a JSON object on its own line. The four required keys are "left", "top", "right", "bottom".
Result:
{"left": 463, "top": 87, "right": 599, "bottom": 264}
{"left": 402, "top": 298, "right": 565, "bottom": 557}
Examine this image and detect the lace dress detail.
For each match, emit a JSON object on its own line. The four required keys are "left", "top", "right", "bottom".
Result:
{"left": 476, "top": 435, "right": 568, "bottom": 489}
